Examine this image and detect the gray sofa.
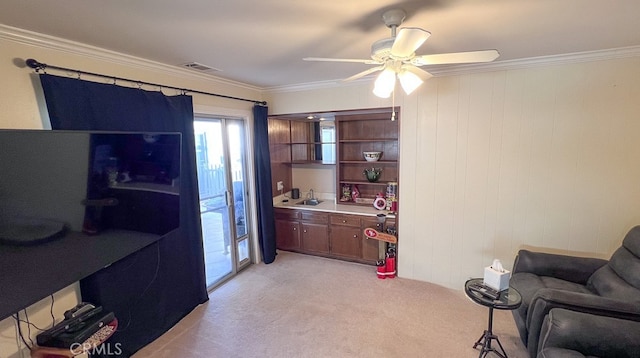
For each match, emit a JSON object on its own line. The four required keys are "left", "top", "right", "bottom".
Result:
{"left": 510, "top": 225, "right": 640, "bottom": 357}
{"left": 537, "top": 308, "right": 640, "bottom": 358}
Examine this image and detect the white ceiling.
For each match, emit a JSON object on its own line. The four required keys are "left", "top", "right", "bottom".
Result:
{"left": 1, "top": 0, "right": 639, "bottom": 89}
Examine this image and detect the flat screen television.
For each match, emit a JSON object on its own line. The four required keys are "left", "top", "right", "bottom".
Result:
{"left": 0, "top": 130, "right": 181, "bottom": 245}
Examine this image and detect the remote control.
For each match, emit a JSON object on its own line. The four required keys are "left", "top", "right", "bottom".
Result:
{"left": 64, "top": 302, "right": 96, "bottom": 319}
{"left": 469, "top": 283, "right": 499, "bottom": 300}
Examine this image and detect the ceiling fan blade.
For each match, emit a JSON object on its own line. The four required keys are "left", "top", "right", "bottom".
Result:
{"left": 303, "top": 57, "right": 380, "bottom": 65}
{"left": 391, "top": 28, "right": 431, "bottom": 58}
{"left": 342, "top": 66, "right": 384, "bottom": 82}
{"left": 402, "top": 65, "right": 433, "bottom": 80}
{"left": 411, "top": 49, "right": 500, "bottom": 66}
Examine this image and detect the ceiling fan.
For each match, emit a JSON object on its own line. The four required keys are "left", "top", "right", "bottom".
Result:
{"left": 303, "top": 9, "right": 500, "bottom": 98}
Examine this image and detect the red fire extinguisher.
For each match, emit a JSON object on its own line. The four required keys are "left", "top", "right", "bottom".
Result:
{"left": 385, "top": 246, "right": 396, "bottom": 278}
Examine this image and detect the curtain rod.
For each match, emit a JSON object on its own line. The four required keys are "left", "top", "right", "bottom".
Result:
{"left": 25, "top": 58, "right": 267, "bottom": 106}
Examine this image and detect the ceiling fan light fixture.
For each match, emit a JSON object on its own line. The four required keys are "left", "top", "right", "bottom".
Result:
{"left": 304, "top": 8, "right": 499, "bottom": 98}
{"left": 373, "top": 68, "right": 396, "bottom": 98}
{"left": 397, "top": 65, "right": 433, "bottom": 95}
{"left": 398, "top": 70, "right": 423, "bottom": 95}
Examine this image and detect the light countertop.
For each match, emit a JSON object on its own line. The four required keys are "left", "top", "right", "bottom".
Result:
{"left": 273, "top": 198, "right": 396, "bottom": 218}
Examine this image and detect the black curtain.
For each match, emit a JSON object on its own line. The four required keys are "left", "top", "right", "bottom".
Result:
{"left": 253, "top": 104, "right": 276, "bottom": 264}
{"left": 39, "top": 74, "right": 208, "bottom": 357}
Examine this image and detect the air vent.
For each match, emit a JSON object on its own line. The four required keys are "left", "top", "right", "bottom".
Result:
{"left": 180, "top": 62, "right": 221, "bottom": 73}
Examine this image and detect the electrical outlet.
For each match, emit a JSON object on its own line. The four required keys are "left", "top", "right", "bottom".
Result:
{"left": 277, "top": 181, "right": 284, "bottom": 191}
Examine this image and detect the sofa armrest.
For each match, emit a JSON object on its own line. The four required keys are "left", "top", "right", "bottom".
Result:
{"left": 524, "top": 288, "right": 640, "bottom": 358}
{"left": 513, "top": 249, "right": 607, "bottom": 284}
{"left": 538, "top": 308, "right": 640, "bottom": 358}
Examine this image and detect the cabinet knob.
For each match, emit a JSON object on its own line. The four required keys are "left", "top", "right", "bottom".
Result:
{"left": 293, "top": 227, "right": 297, "bottom": 231}
{"left": 353, "top": 234, "right": 357, "bottom": 238}
{"left": 342, "top": 220, "right": 347, "bottom": 223}
{"left": 303, "top": 230, "right": 307, "bottom": 233}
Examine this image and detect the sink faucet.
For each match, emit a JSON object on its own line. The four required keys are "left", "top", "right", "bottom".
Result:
{"left": 308, "top": 189, "right": 315, "bottom": 200}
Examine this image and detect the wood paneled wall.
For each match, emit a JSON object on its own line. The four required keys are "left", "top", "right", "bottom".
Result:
{"left": 399, "top": 59, "right": 640, "bottom": 288}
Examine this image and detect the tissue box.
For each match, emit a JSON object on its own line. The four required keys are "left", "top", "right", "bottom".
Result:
{"left": 483, "top": 266, "right": 511, "bottom": 292}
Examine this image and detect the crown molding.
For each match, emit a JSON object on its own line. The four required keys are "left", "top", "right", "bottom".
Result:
{"left": 264, "top": 79, "right": 364, "bottom": 93}
{"left": 265, "top": 45, "right": 640, "bottom": 94}
{"left": 3, "top": 24, "right": 639, "bottom": 96}
{"left": 0, "top": 24, "right": 262, "bottom": 92}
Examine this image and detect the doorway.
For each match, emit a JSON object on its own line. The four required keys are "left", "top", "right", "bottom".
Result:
{"left": 194, "top": 116, "right": 251, "bottom": 289}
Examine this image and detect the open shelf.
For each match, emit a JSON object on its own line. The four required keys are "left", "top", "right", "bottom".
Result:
{"left": 339, "top": 138, "right": 397, "bottom": 143}
{"left": 336, "top": 109, "right": 399, "bottom": 206}
{"left": 340, "top": 160, "right": 397, "bottom": 164}
{"left": 339, "top": 180, "right": 388, "bottom": 186}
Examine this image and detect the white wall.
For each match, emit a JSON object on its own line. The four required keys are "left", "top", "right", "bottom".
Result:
{"left": 266, "top": 55, "right": 640, "bottom": 289}
{"left": 0, "top": 285, "right": 80, "bottom": 358}
{"left": 291, "top": 165, "right": 336, "bottom": 200}
{"left": 0, "top": 27, "right": 262, "bottom": 357}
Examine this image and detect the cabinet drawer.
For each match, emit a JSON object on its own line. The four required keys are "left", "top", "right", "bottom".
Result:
{"left": 330, "top": 214, "right": 361, "bottom": 227}
{"left": 361, "top": 218, "right": 385, "bottom": 231}
{"left": 301, "top": 211, "right": 329, "bottom": 224}
{"left": 275, "top": 208, "right": 300, "bottom": 220}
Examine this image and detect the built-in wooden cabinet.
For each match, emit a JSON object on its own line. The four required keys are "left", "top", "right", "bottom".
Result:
{"left": 268, "top": 116, "right": 336, "bottom": 165}
{"left": 336, "top": 109, "right": 399, "bottom": 205}
{"left": 274, "top": 208, "right": 394, "bottom": 265}
{"left": 268, "top": 116, "right": 336, "bottom": 196}
{"left": 300, "top": 211, "right": 330, "bottom": 254}
{"left": 268, "top": 108, "right": 399, "bottom": 203}
{"left": 274, "top": 209, "right": 300, "bottom": 251}
{"left": 269, "top": 107, "right": 400, "bottom": 266}
{"left": 268, "top": 118, "right": 294, "bottom": 196}
{"left": 329, "top": 214, "right": 362, "bottom": 259}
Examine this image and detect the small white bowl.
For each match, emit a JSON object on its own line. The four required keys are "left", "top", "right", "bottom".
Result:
{"left": 363, "top": 151, "right": 382, "bottom": 162}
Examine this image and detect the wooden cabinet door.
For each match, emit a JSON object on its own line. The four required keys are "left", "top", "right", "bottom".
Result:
{"left": 275, "top": 219, "right": 300, "bottom": 251}
{"left": 361, "top": 237, "right": 381, "bottom": 263}
{"left": 361, "top": 218, "right": 385, "bottom": 263}
{"left": 330, "top": 225, "right": 362, "bottom": 259}
{"left": 301, "top": 222, "right": 329, "bottom": 254}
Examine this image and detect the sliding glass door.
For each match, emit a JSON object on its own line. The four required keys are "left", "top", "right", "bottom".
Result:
{"left": 194, "top": 116, "right": 251, "bottom": 288}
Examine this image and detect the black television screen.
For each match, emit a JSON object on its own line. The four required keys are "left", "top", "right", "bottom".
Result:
{"left": 0, "top": 130, "right": 181, "bottom": 244}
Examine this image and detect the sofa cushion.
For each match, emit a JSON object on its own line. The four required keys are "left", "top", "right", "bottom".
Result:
{"left": 622, "top": 225, "right": 640, "bottom": 257}
{"left": 608, "top": 246, "right": 640, "bottom": 289}
{"left": 511, "top": 272, "right": 593, "bottom": 343}
{"left": 537, "top": 308, "right": 640, "bottom": 358}
{"left": 512, "top": 273, "right": 593, "bottom": 313}
{"left": 588, "top": 263, "right": 640, "bottom": 300}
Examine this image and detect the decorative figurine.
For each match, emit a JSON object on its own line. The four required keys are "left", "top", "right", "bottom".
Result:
{"left": 340, "top": 184, "right": 352, "bottom": 202}
{"left": 351, "top": 185, "right": 360, "bottom": 201}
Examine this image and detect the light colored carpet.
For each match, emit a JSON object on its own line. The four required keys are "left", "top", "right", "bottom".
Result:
{"left": 134, "top": 251, "right": 528, "bottom": 357}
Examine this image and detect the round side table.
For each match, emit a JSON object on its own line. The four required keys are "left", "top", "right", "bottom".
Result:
{"left": 464, "top": 278, "right": 521, "bottom": 358}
